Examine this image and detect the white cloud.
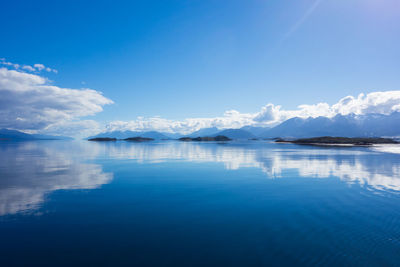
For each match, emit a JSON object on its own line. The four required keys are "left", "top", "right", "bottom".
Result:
{"left": 33, "top": 63, "right": 57, "bottom": 73}
{"left": 253, "top": 91, "right": 400, "bottom": 125}
{"left": 331, "top": 91, "right": 400, "bottom": 115}
{"left": 104, "top": 110, "right": 255, "bottom": 134}
{"left": 1, "top": 58, "right": 58, "bottom": 73}
{"left": 22, "top": 65, "right": 36, "bottom": 72}
{"left": 101, "top": 91, "right": 400, "bottom": 134}
{"left": 2, "top": 60, "right": 400, "bottom": 137}
{"left": 33, "top": 63, "right": 45, "bottom": 71}
{"left": 0, "top": 59, "right": 20, "bottom": 69}
{"left": 0, "top": 67, "right": 113, "bottom": 136}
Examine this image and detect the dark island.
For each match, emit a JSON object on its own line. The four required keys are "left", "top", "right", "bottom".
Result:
{"left": 88, "top": 137, "right": 117, "bottom": 141}
{"left": 179, "top": 135, "right": 231, "bottom": 142}
{"left": 124, "top": 137, "right": 154, "bottom": 142}
{"left": 275, "top": 136, "right": 398, "bottom": 146}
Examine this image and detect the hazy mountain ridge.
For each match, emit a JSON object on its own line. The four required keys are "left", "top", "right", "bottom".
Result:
{"left": 188, "top": 127, "right": 220, "bottom": 137}
{"left": 88, "top": 130, "right": 170, "bottom": 140}
{"left": 261, "top": 112, "right": 400, "bottom": 138}
{"left": 0, "top": 129, "right": 73, "bottom": 140}
{"left": 240, "top": 126, "right": 270, "bottom": 136}
{"left": 87, "top": 112, "right": 400, "bottom": 140}
{"left": 213, "top": 129, "right": 255, "bottom": 139}
{"left": 92, "top": 127, "right": 262, "bottom": 140}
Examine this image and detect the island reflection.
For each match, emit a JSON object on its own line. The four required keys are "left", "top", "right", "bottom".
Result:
{"left": 90, "top": 141, "right": 400, "bottom": 191}
{"left": 1, "top": 140, "right": 400, "bottom": 216}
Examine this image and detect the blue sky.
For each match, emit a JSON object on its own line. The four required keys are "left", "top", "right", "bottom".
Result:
{"left": 1, "top": 0, "right": 400, "bottom": 136}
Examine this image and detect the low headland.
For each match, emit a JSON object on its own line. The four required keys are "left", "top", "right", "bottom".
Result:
{"left": 275, "top": 136, "right": 398, "bottom": 146}
{"left": 88, "top": 135, "right": 231, "bottom": 142}
{"left": 88, "top": 137, "right": 117, "bottom": 141}
{"left": 87, "top": 135, "right": 399, "bottom": 146}
{"left": 88, "top": 136, "right": 154, "bottom": 142}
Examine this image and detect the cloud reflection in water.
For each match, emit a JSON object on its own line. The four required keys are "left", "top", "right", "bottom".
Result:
{"left": 0, "top": 141, "right": 113, "bottom": 216}
{"left": 1, "top": 141, "right": 400, "bottom": 216}
{"left": 90, "top": 141, "right": 400, "bottom": 191}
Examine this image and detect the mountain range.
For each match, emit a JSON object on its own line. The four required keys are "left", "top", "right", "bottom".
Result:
{"left": 91, "top": 127, "right": 261, "bottom": 140}
{"left": 6, "top": 112, "right": 398, "bottom": 141}
{"left": 188, "top": 127, "right": 219, "bottom": 137}
{"left": 214, "top": 129, "right": 256, "bottom": 139}
{"left": 260, "top": 112, "right": 400, "bottom": 138}
{"left": 88, "top": 130, "right": 171, "bottom": 140}
{"left": 92, "top": 112, "right": 400, "bottom": 140}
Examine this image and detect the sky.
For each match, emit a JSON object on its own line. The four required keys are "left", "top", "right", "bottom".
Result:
{"left": 1, "top": 0, "right": 400, "bottom": 136}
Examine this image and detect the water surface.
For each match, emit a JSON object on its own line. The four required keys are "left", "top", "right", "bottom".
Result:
{"left": 1, "top": 140, "right": 400, "bottom": 266}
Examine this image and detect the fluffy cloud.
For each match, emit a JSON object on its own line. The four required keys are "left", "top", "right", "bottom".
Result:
{"left": 22, "top": 65, "right": 36, "bottom": 72}
{"left": 104, "top": 110, "right": 255, "bottom": 134}
{"left": 33, "top": 63, "right": 57, "bottom": 73}
{"left": 2, "top": 59, "right": 400, "bottom": 137}
{"left": 249, "top": 91, "right": 400, "bottom": 126}
{"left": 0, "top": 67, "right": 113, "bottom": 136}
{"left": 1, "top": 58, "right": 58, "bottom": 73}
{"left": 33, "top": 63, "right": 45, "bottom": 71}
{"left": 331, "top": 91, "right": 400, "bottom": 115}
{"left": 102, "top": 91, "right": 400, "bottom": 134}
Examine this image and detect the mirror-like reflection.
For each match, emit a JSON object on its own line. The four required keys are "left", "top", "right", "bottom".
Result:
{"left": 0, "top": 141, "right": 113, "bottom": 216}
{"left": 2, "top": 140, "right": 400, "bottom": 266}
{"left": 1, "top": 140, "right": 400, "bottom": 216}
{"left": 88, "top": 141, "right": 400, "bottom": 191}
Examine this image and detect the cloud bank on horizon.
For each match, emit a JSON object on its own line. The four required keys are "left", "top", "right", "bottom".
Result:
{"left": 1, "top": 61, "right": 400, "bottom": 137}
{"left": 104, "top": 91, "right": 400, "bottom": 134}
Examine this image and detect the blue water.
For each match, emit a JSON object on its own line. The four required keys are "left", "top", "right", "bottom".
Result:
{"left": 1, "top": 140, "right": 400, "bottom": 266}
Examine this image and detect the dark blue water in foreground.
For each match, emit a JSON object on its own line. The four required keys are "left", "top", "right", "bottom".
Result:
{"left": 1, "top": 140, "right": 400, "bottom": 266}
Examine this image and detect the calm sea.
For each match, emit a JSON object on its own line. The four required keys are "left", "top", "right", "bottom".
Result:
{"left": 1, "top": 140, "right": 400, "bottom": 266}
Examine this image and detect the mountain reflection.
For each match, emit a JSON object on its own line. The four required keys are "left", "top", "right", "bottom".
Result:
{"left": 0, "top": 142, "right": 113, "bottom": 216}
{"left": 1, "top": 141, "right": 400, "bottom": 216}
{"left": 90, "top": 141, "right": 400, "bottom": 191}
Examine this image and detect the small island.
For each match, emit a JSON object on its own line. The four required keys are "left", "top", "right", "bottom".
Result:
{"left": 179, "top": 135, "right": 231, "bottom": 142}
{"left": 275, "top": 136, "right": 398, "bottom": 146}
{"left": 124, "top": 137, "right": 154, "bottom": 142}
{"left": 88, "top": 137, "right": 117, "bottom": 141}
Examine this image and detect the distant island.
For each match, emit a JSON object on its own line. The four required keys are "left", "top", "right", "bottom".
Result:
{"left": 88, "top": 136, "right": 155, "bottom": 142}
{"left": 88, "top": 137, "right": 117, "bottom": 141}
{"left": 275, "top": 136, "right": 398, "bottom": 146}
{"left": 86, "top": 135, "right": 399, "bottom": 145}
{"left": 179, "top": 135, "right": 231, "bottom": 142}
{"left": 124, "top": 137, "right": 154, "bottom": 142}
